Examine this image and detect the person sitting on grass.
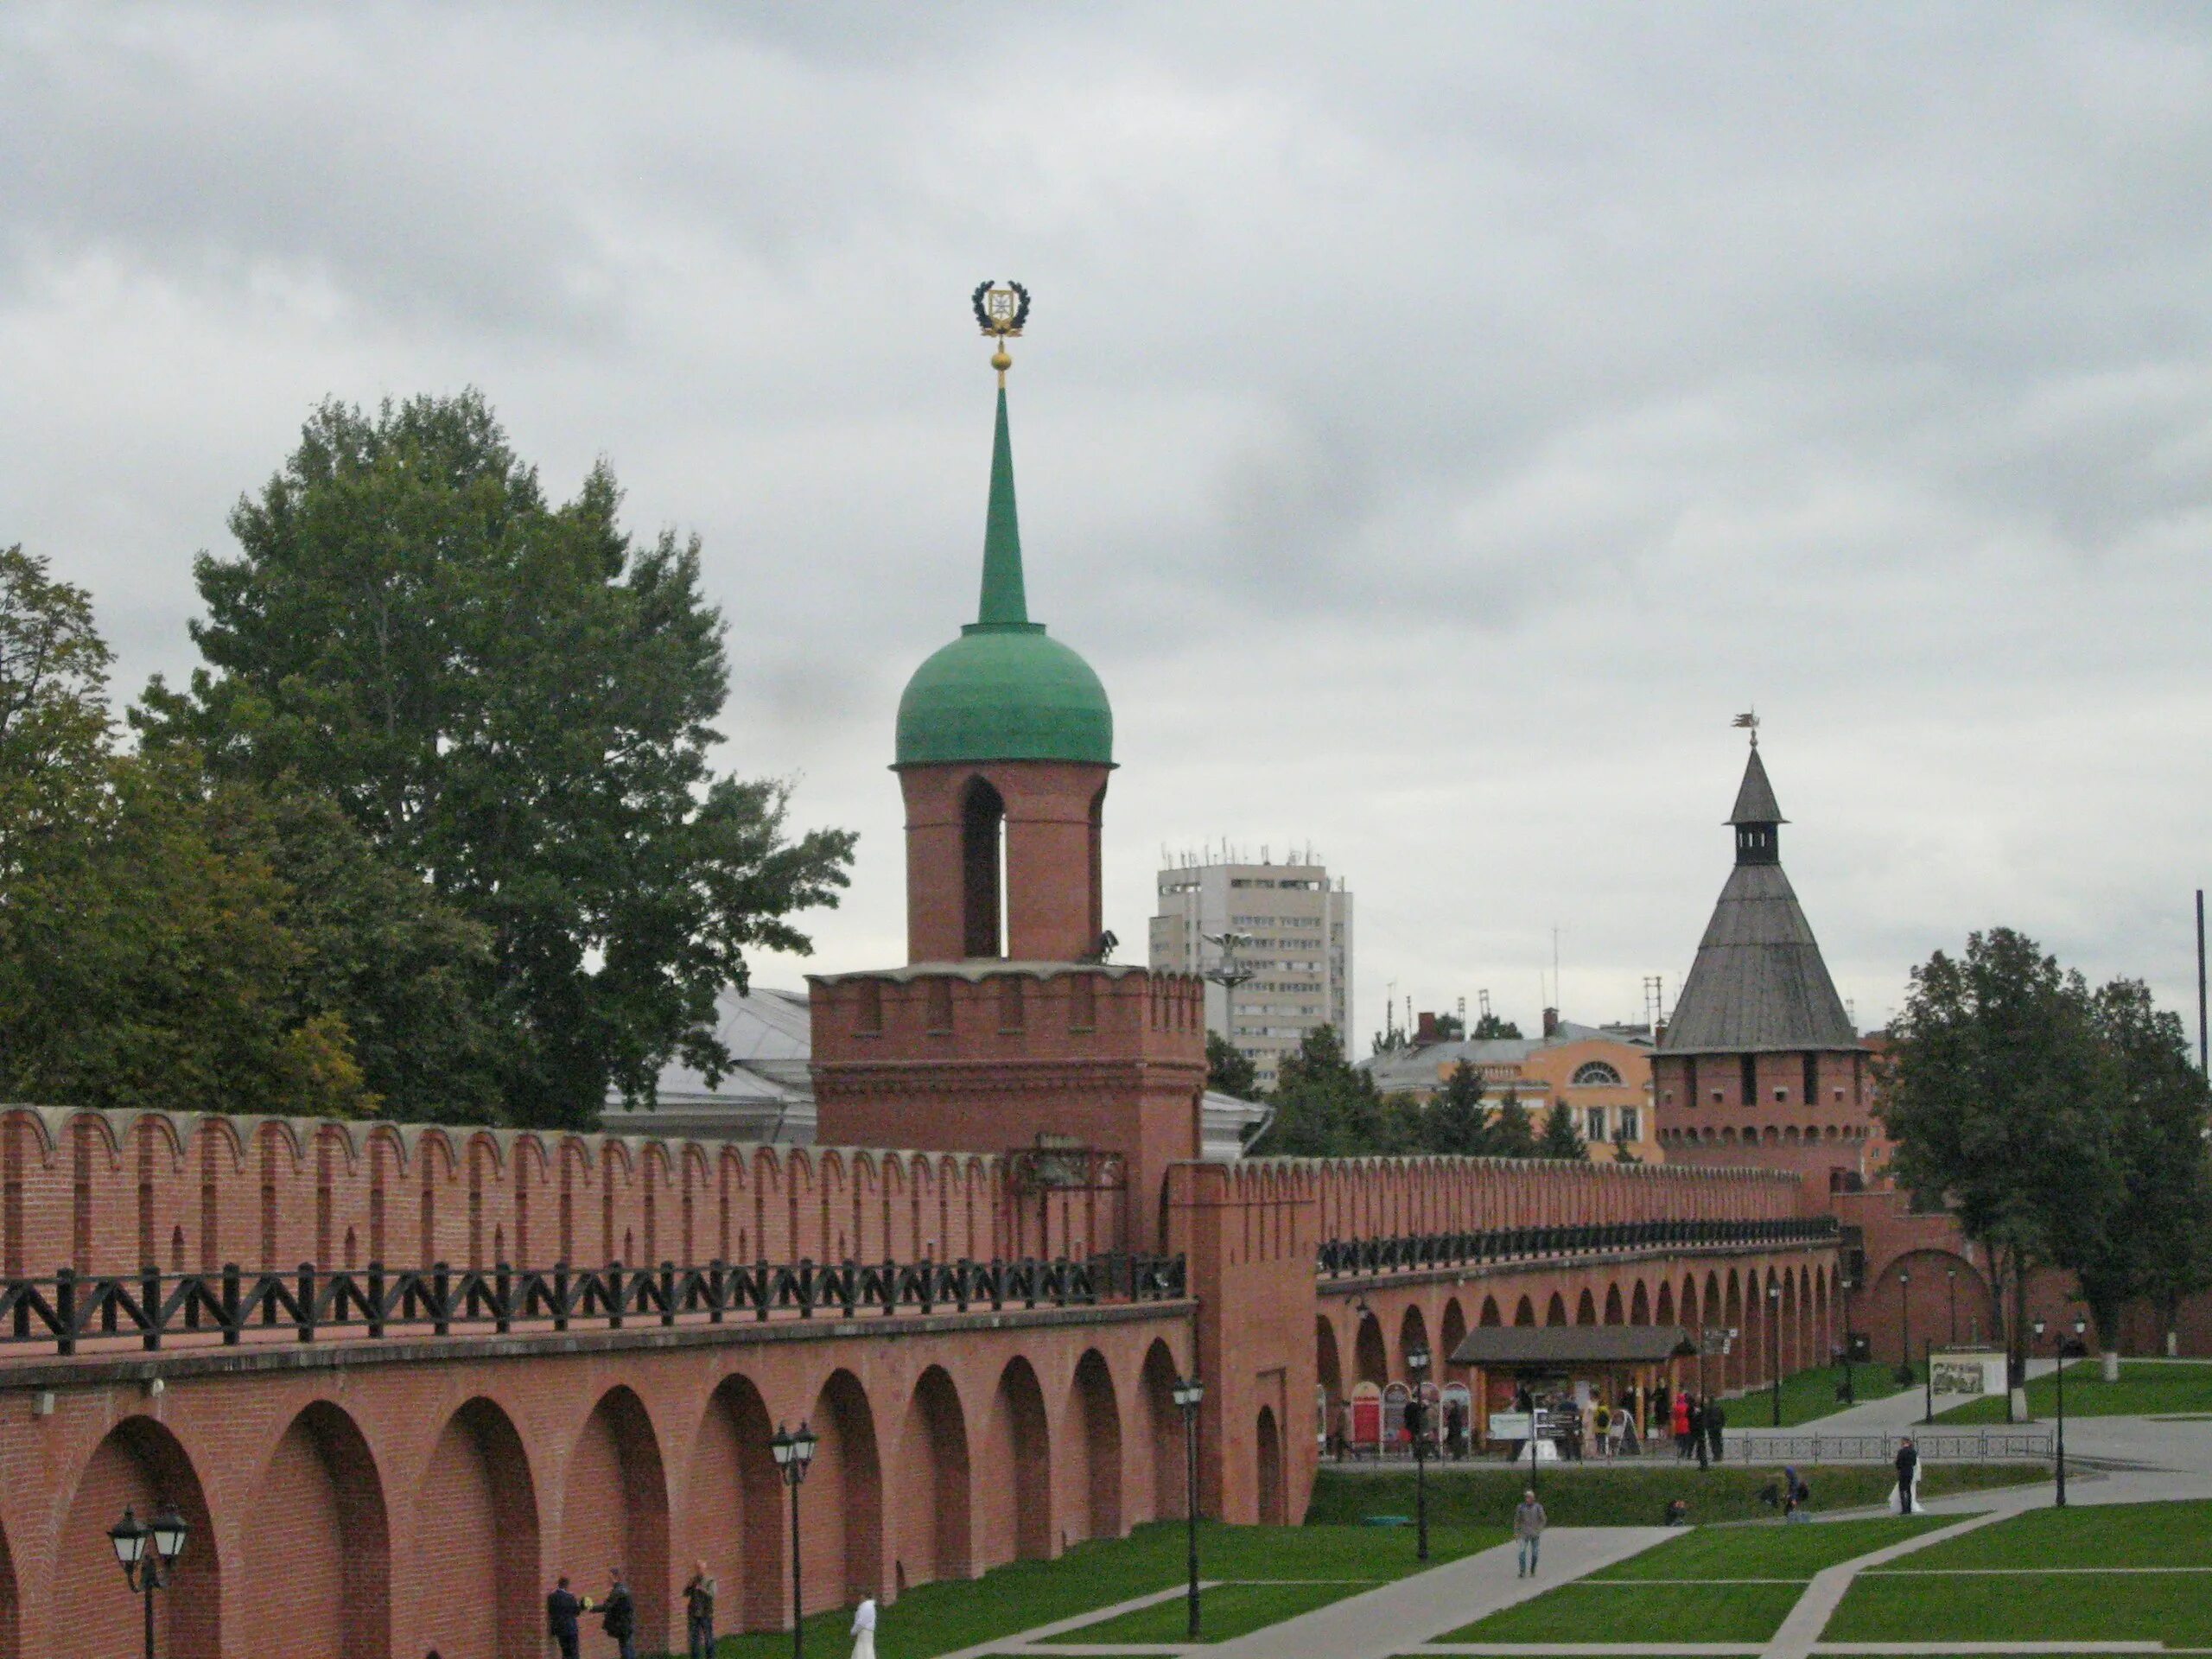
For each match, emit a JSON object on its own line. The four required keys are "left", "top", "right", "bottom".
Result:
{"left": 1514, "top": 1488, "right": 1547, "bottom": 1577}
{"left": 1665, "top": 1497, "right": 1689, "bottom": 1527}
{"left": 1785, "top": 1468, "right": 1810, "bottom": 1522}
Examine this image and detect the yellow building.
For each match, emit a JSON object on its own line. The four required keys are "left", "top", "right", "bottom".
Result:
{"left": 1360, "top": 1014, "right": 1662, "bottom": 1163}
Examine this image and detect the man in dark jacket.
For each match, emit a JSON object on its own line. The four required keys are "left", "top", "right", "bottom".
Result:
{"left": 1705, "top": 1400, "right": 1726, "bottom": 1466}
{"left": 1688, "top": 1397, "right": 1708, "bottom": 1468}
{"left": 601, "top": 1567, "right": 637, "bottom": 1659}
{"left": 547, "top": 1576, "right": 583, "bottom": 1659}
{"left": 1896, "top": 1438, "right": 1919, "bottom": 1514}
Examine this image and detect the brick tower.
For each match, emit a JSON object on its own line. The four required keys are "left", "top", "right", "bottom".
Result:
{"left": 810, "top": 335, "right": 1205, "bottom": 1251}
{"left": 1652, "top": 734, "right": 1877, "bottom": 1185}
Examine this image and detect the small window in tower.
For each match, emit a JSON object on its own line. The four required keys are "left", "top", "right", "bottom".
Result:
{"left": 1711, "top": 1090, "right": 1725, "bottom": 1104}
{"left": 1774, "top": 1087, "right": 1789, "bottom": 1103}
{"left": 1834, "top": 1087, "right": 1846, "bottom": 1102}
{"left": 925, "top": 977, "right": 955, "bottom": 1033}
{"left": 855, "top": 980, "right": 884, "bottom": 1036}
{"left": 998, "top": 976, "right": 1026, "bottom": 1033}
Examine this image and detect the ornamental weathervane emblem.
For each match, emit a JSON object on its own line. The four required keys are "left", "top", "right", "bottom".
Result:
{"left": 972, "top": 280, "right": 1031, "bottom": 385}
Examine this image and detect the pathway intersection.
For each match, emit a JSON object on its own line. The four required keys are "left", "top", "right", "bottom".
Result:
{"left": 963, "top": 1402, "right": 2212, "bottom": 1659}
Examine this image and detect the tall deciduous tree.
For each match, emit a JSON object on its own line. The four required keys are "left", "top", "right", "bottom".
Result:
{"left": 2069, "top": 978, "right": 2212, "bottom": 1373}
{"left": 139, "top": 393, "right": 856, "bottom": 1127}
{"left": 1878, "top": 928, "right": 2123, "bottom": 1393}
{"left": 1206, "top": 1031, "right": 1259, "bottom": 1099}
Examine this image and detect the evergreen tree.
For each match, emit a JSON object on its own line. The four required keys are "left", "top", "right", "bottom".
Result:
{"left": 1418, "top": 1059, "right": 1492, "bottom": 1154}
{"left": 1470, "top": 1012, "right": 1523, "bottom": 1039}
{"left": 1538, "top": 1101, "right": 1589, "bottom": 1160}
{"left": 1611, "top": 1127, "right": 1643, "bottom": 1166}
{"left": 1205, "top": 1031, "right": 1259, "bottom": 1098}
{"left": 138, "top": 393, "right": 856, "bottom": 1127}
{"left": 1489, "top": 1089, "right": 1539, "bottom": 1157}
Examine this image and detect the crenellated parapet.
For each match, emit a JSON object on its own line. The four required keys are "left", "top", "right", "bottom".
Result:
{"left": 0, "top": 1103, "right": 1109, "bottom": 1279}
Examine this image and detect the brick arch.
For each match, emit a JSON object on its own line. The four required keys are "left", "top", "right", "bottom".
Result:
{"left": 684, "top": 1373, "right": 783, "bottom": 1637}
{"left": 1070, "top": 1349, "right": 1123, "bottom": 1544}
{"left": 1255, "top": 1404, "right": 1287, "bottom": 1526}
{"left": 54, "top": 1415, "right": 219, "bottom": 1659}
{"left": 553, "top": 1386, "right": 671, "bottom": 1651}
{"left": 1316, "top": 1315, "right": 1344, "bottom": 1414}
{"left": 1546, "top": 1292, "right": 1568, "bottom": 1326}
{"left": 1630, "top": 1281, "right": 1650, "bottom": 1324}
{"left": 1514, "top": 1294, "right": 1537, "bottom": 1327}
{"left": 1479, "top": 1294, "right": 1502, "bottom": 1327}
{"left": 1603, "top": 1284, "right": 1625, "bottom": 1325}
{"left": 1656, "top": 1281, "right": 1675, "bottom": 1325}
{"left": 1439, "top": 1297, "right": 1471, "bottom": 1386}
{"left": 1353, "top": 1311, "right": 1388, "bottom": 1386}
{"left": 1576, "top": 1287, "right": 1599, "bottom": 1325}
{"left": 0, "top": 1503, "right": 14, "bottom": 1659}
{"left": 895, "top": 1366, "right": 971, "bottom": 1590}
{"left": 1141, "top": 1339, "right": 1186, "bottom": 1521}
{"left": 1398, "top": 1302, "right": 1431, "bottom": 1375}
{"left": 413, "top": 1397, "right": 538, "bottom": 1659}
{"left": 987, "top": 1357, "right": 1053, "bottom": 1562}
{"left": 811, "top": 1369, "right": 885, "bottom": 1607}
{"left": 239, "top": 1401, "right": 390, "bottom": 1659}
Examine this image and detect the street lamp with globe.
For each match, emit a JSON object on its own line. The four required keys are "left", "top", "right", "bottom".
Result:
{"left": 1171, "top": 1375, "right": 1206, "bottom": 1639}
{"left": 1406, "top": 1345, "right": 1432, "bottom": 1561}
{"left": 770, "top": 1421, "right": 818, "bottom": 1659}
{"left": 2031, "top": 1315, "right": 2088, "bottom": 1507}
{"left": 109, "top": 1503, "right": 188, "bottom": 1659}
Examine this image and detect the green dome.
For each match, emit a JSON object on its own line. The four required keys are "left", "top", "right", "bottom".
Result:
{"left": 897, "top": 621, "right": 1113, "bottom": 766}
{"left": 894, "top": 383, "right": 1114, "bottom": 769}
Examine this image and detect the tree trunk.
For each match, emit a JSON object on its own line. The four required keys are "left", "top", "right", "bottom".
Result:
{"left": 2008, "top": 1255, "right": 2031, "bottom": 1421}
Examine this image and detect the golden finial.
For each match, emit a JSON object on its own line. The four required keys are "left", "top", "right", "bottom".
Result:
{"left": 973, "top": 280, "right": 1030, "bottom": 388}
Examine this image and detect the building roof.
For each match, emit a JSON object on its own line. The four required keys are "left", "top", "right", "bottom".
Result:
{"left": 894, "top": 387, "right": 1113, "bottom": 768}
{"left": 1449, "top": 1325, "right": 1692, "bottom": 1367}
{"left": 1662, "top": 747, "right": 1862, "bottom": 1057}
{"left": 1728, "top": 747, "right": 1787, "bottom": 825}
{"left": 1357, "top": 1020, "right": 1650, "bottom": 1093}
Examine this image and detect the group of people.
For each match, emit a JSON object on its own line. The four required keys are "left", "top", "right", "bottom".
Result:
{"left": 1661, "top": 1384, "right": 1728, "bottom": 1468}
{"left": 543, "top": 1566, "right": 880, "bottom": 1659}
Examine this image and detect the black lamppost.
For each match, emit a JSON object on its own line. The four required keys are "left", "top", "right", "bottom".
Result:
{"left": 1946, "top": 1266, "right": 1958, "bottom": 1344}
{"left": 1406, "top": 1345, "right": 1432, "bottom": 1561}
{"left": 1767, "top": 1283, "right": 1783, "bottom": 1427}
{"left": 771, "top": 1421, "right": 818, "bottom": 1659}
{"left": 109, "top": 1503, "right": 188, "bottom": 1659}
{"left": 1839, "top": 1267, "right": 1859, "bottom": 1403}
{"left": 2033, "top": 1315, "right": 2087, "bottom": 1507}
{"left": 1172, "top": 1375, "right": 1205, "bottom": 1640}
{"left": 1896, "top": 1268, "right": 1914, "bottom": 1387}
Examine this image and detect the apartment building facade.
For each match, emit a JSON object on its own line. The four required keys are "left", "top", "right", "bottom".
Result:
{"left": 1149, "top": 855, "right": 1354, "bottom": 1090}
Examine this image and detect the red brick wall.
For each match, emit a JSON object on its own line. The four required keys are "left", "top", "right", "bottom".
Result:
{"left": 899, "top": 761, "right": 1111, "bottom": 964}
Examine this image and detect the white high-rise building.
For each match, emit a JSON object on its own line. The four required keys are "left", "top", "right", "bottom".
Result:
{"left": 1148, "top": 852, "right": 1354, "bottom": 1091}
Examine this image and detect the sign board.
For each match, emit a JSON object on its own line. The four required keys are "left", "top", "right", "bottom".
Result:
{"left": 1929, "top": 1346, "right": 2006, "bottom": 1406}
{"left": 1486, "top": 1411, "right": 1533, "bottom": 1440}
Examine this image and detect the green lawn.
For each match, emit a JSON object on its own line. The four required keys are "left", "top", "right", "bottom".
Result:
{"left": 1439, "top": 1580, "right": 1806, "bottom": 1643}
{"left": 1591, "top": 1515, "right": 1951, "bottom": 1580}
{"left": 1305, "top": 1460, "right": 2041, "bottom": 1529}
{"left": 1037, "top": 1580, "right": 1357, "bottom": 1644}
{"left": 1867, "top": 1497, "right": 2212, "bottom": 1572}
{"left": 706, "top": 1521, "right": 1504, "bottom": 1658}
{"left": 1938, "top": 1358, "right": 2212, "bottom": 1422}
{"left": 1765, "top": 1361, "right": 1923, "bottom": 1425}
{"left": 1824, "top": 1570, "right": 2212, "bottom": 1645}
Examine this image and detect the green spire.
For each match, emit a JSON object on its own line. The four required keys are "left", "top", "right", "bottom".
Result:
{"left": 976, "top": 387, "right": 1029, "bottom": 627}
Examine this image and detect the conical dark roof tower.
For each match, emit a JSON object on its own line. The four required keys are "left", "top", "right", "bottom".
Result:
{"left": 1661, "top": 742, "right": 1860, "bottom": 1055}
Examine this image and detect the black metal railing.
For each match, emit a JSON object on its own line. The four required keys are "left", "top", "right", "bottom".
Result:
{"left": 1315, "top": 1215, "right": 1839, "bottom": 1279}
{"left": 0, "top": 1252, "right": 1188, "bottom": 1357}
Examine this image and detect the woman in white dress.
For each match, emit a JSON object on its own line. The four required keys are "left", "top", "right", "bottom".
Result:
{"left": 850, "top": 1594, "right": 878, "bottom": 1659}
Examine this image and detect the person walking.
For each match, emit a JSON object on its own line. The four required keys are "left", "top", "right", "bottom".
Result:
{"left": 1513, "top": 1487, "right": 1548, "bottom": 1578}
{"left": 683, "top": 1560, "right": 717, "bottom": 1659}
{"left": 1705, "top": 1399, "right": 1726, "bottom": 1466}
{"left": 850, "top": 1593, "right": 879, "bottom": 1659}
{"left": 1687, "top": 1396, "right": 1707, "bottom": 1466}
{"left": 1673, "top": 1389, "right": 1693, "bottom": 1455}
{"left": 1334, "top": 1397, "right": 1353, "bottom": 1461}
{"left": 1895, "top": 1438, "right": 1919, "bottom": 1515}
{"left": 599, "top": 1568, "right": 637, "bottom": 1659}
{"left": 1652, "top": 1380, "right": 1671, "bottom": 1444}
{"left": 547, "top": 1575, "right": 583, "bottom": 1659}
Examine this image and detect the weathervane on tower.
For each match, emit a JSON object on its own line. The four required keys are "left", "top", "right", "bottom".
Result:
{"left": 973, "top": 280, "right": 1031, "bottom": 386}
{"left": 1733, "top": 708, "right": 1760, "bottom": 747}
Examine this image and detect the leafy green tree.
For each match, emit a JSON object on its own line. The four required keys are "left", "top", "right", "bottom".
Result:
{"left": 139, "top": 392, "right": 856, "bottom": 1127}
{"left": 1878, "top": 928, "right": 2123, "bottom": 1391}
{"left": 1488, "top": 1089, "right": 1538, "bottom": 1157}
{"left": 1470, "top": 1013, "right": 1523, "bottom": 1039}
{"left": 1251, "top": 1025, "right": 1424, "bottom": 1155}
{"left": 1428, "top": 1012, "right": 1465, "bottom": 1040}
{"left": 1206, "top": 1031, "right": 1259, "bottom": 1098}
{"left": 1538, "top": 1101, "right": 1588, "bottom": 1160}
{"left": 2067, "top": 978, "right": 2212, "bottom": 1371}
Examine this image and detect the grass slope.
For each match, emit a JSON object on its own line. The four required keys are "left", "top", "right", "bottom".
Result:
{"left": 1825, "top": 1570, "right": 2212, "bottom": 1645}
{"left": 708, "top": 1521, "right": 1504, "bottom": 1658}
{"left": 1939, "top": 1358, "right": 2212, "bottom": 1423}
{"left": 1591, "top": 1515, "right": 1951, "bottom": 1580}
{"left": 1439, "top": 1580, "right": 1805, "bottom": 1643}
{"left": 1305, "top": 1460, "right": 2040, "bottom": 1529}
{"left": 1867, "top": 1497, "right": 2212, "bottom": 1571}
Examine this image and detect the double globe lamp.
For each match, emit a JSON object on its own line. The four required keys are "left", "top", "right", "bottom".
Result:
{"left": 108, "top": 1503, "right": 188, "bottom": 1659}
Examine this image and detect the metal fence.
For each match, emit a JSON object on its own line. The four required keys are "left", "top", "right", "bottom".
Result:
{"left": 1722, "top": 1428, "right": 2054, "bottom": 1463}
{"left": 0, "top": 1252, "right": 1189, "bottom": 1357}
{"left": 1318, "top": 1215, "right": 1840, "bottom": 1279}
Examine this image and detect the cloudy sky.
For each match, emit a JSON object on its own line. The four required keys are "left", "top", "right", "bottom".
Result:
{"left": 7, "top": 3, "right": 2211, "bottom": 1046}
